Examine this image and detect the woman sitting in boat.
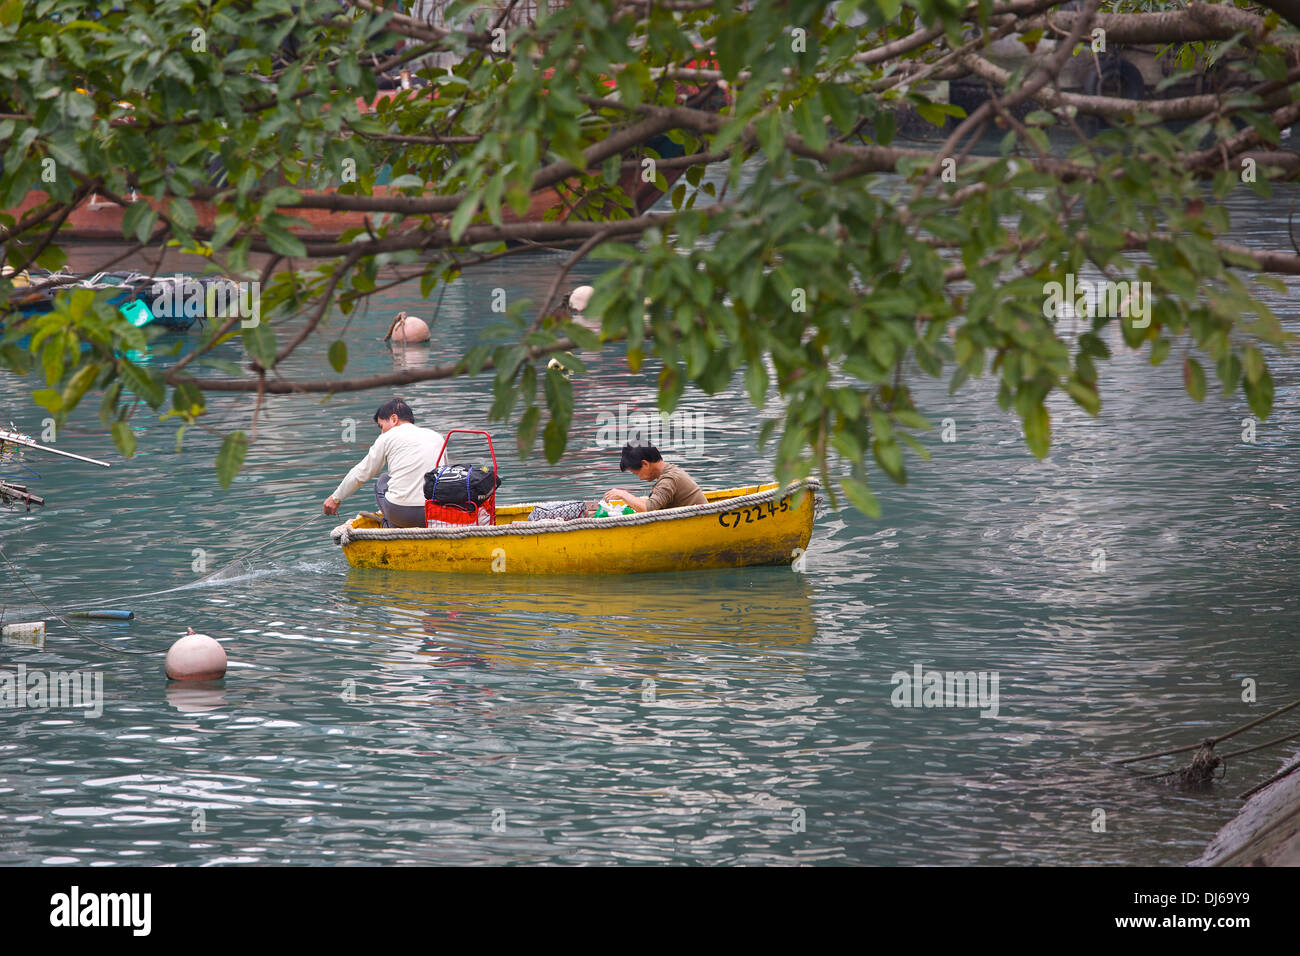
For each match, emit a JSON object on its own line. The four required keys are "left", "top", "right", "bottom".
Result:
{"left": 603, "top": 443, "right": 707, "bottom": 513}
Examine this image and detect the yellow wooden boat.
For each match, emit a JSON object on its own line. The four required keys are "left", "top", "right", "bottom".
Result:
{"left": 330, "top": 479, "right": 820, "bottom": 574}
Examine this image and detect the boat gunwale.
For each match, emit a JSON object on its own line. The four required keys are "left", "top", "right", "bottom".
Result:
{"left": 331, "top": 478, "right": 819, "bottom": 546}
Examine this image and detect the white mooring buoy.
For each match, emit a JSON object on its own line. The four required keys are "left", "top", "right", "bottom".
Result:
{"left": 164, "top": 627, "right": 228, "bottom": 681}
{"left": 387, "top": 311, "right": 430, "bottom": 343}
{"left": 569, "top": 285, "right": 594, "bottom": 312}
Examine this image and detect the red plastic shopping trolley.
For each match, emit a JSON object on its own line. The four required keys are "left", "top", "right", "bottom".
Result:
{"left": 424, "top": 429, "right": 499, "bottom": 527}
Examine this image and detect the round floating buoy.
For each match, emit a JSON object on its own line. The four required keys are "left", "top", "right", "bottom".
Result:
{"left": 387, "top": 311, "right": 430, "bottom": 344}
{"left": 165, "top": 627, "right": 228, "bottom": 681}
{"left": 569, "top": 285, "right": 594, "bottom": 312}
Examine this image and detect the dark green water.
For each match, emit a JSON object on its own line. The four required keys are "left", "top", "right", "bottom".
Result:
{"left": 1, "top": 188, "right": 1297, "bottom": 865}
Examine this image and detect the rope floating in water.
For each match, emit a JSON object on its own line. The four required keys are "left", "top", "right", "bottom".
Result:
{"left": 1119, "top": 695, "right": 1300, "bottom": 766}
{"left": 64, "top": 511, "right": 324, "bottom": 612}
{"left": 0, "top": 544, "right": 157, "bottom": 656}
{"left": 0, "top": 511, "right": 323, "bottom": 658}
{"left": 1122, "top": 696, "right": 1300, "bottom": 791}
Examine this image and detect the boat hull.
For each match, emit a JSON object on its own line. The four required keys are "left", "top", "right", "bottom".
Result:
{"left": 332, "top": 481, "right": 818, "bottom": 575}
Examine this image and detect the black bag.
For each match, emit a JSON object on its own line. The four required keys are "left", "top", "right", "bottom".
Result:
{"left": 423, "top": 463, "right": 501, "bottom": 505}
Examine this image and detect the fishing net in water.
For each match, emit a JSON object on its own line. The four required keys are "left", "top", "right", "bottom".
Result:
{"left": 201, "top": 558, "right": 258, "bottom": 583}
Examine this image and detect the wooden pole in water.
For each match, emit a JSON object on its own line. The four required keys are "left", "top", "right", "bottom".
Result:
{"left": 0, "top": 428, "right": 111, "bottom": 468}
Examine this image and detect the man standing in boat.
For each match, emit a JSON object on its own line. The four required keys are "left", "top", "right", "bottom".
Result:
{"left": 323, "top": 398, "right": 446, "bottom": 528}
{"left": 603, "top": 443, "right": 707, "bottom": 513}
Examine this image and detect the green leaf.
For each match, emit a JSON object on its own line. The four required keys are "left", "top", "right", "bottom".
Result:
{"left": 31, "top": 388, "right": 63, "bottom": 413}
{"left": 111, "top": 421, "right": 136, "bottom": 458}
{"left": 820, "top": 85, "right": 859, "bottom": 132}
{"left": 119, "top": 361, "right": 165, "bottom": 408}
{"left": 792, "top": 99, "right": 828, "bottom": 153}
{"left": 328, "top": 340, "right": 347, "bottom": 373}
{"left": 1244, "top": 365, "right": 1274, "bottom": 419}
{"left": 899, "top": 432, "right": 931, "bottom": 462}
{"left": 542, "top": 417, "right": 567, "bottom": 463}
{"left": 893, "top": 410, "right": 931, "bottom": 431}
{"left": 216, "top": 431, "right": 248, "bottom": 489}
{"left": 758, "top": 110, "right": 784, "bottom": 161}
{"left": 262, "top": 223, "right": 307, "bottom": 258}
{"left": 744, "top": 360, "right": 769, "bottom": 407}
{"left": 872, "top": 437, "right": 905, "bottom": 482}
{"left": 916, "top": 102, "right": 953, "bottom": 127}
{"left": 0, "top": 0, "right": 23, "bottom": 27}
{"left": 243, "top": 323, "right": 277, "bottom": 368}
{"left": 517, "top": 405, "right": 540, "bottom": 458}
{"left": 121, "top": 202, "right": 157, "bottom": 243}
{"left": 450, "top": 188, "right": 483, "bottom": 243}
{"left": 209, "top": 214, "right": 242, "bottom": 251}
{"left": 874, "top": 109, "right": 895, "bottom": 146}
{"left": 61, "top": 363, "right": 100, "bottom": 412}
{"left": 1243, "top": 345, "right": 1265, "bottom": 384}
{"left": 840, "top": 476, "right": 881, "bottom": 518}
{"left": 549, "top": 351, "right": 587, "bottom": 376}
{"left": 171, "top": 380, "right": 205, "bottom": 415}
{"left": 543, "top": 365, "right": 573, "bottom": 419}
{"left": 386, "top": 175, "right": 424, "bottom": 191}
{"left": 1149, "top": 338, "right": 1171, "bottom": 366}
{"left": 169, "top": 197, "right": 198, "bottom": 233}
{"left": 1064, "top": 380, "right": 1100, "bottom": 416}
{"left": 259, "top": 186, "right": 305, "bottom": 215}
{"left": 1023, "top": 401, "right": 1051, "bottom": 458}
{"left": 1218, "top": 352, "right": 1243, "bottom": 397}
{"left": 1184, "top": 357, "right": 1206, "bottom": 402}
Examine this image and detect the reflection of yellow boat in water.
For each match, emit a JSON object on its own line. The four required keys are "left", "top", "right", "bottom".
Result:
{"left": 341, "top": 566, "right": 819, "bottom": 648}
{"left": 331, "top": 480, "right": 819, "bottom": 575}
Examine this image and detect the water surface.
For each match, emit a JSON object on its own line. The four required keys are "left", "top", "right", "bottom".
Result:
{"left": 1, "top": 186, "right": 1297, "bottom": 866}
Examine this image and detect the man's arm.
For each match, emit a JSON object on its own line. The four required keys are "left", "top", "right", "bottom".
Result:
{"left": 323, "top": 432, "right": 388, "bottom": 514}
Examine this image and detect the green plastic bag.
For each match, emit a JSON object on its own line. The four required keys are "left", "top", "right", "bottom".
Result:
{"left": 594, "top": 503, "right": 634, "bottom": 518}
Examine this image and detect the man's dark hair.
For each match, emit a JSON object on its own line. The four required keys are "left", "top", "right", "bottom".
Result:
{"left": 374, "top": 398, "right": 415, "bottom": 424}
{"left": 620, "top": 443, "right": 662, "bottom": 472}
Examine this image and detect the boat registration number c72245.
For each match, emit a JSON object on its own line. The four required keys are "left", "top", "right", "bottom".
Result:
{"left": 716, "top": 497, "right": 790, "bottom": 529}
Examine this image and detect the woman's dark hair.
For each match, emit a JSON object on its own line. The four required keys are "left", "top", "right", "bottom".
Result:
{"left": 620, "top": 443, "right": 662, "bottom": 472}
{"left": 374, "top": 398, "right": 415, "bottom": 424}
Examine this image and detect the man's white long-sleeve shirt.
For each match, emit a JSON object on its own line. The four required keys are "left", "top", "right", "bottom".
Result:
{"left": 331, "top": 422, "right": 447, "bottom": 507}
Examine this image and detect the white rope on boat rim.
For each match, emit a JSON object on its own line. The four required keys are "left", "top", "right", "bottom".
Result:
{"left": 331, "top": 478, "right": 821, "bottom": 546}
